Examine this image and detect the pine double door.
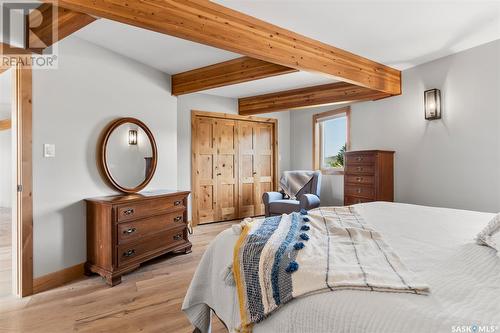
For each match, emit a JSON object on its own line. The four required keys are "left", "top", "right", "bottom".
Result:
{"left": 192, "top": 112, "right": 277, "bottom": 225}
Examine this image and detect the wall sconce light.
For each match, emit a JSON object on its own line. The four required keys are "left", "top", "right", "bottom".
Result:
{"left": 128, "top": 129, "right": 138, "bottom": 145}
{"left": 424, "top": 88, "right": 441, "bottom": 120}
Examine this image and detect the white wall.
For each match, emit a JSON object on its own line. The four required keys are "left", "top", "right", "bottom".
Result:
{"left": 350, "top": 39, "right": 500, "bottom": 213}
{"left": 177, "top": 93, "right": 291, "bottom": 219}
{"left": 0, "top": 70, "right": 12, "bottom": 208}
{"left": 32, "top": 37, "right": 178, "bottom": 277}
{"left": 290, "top": 40, "right": 500, "bottom": 212}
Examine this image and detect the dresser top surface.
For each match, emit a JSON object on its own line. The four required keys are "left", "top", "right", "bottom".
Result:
{"left": 85, "top": 189, "right": 190, "bottom": 204}
{"left": 345, "top": 150, "right": 395, "bottom": 155}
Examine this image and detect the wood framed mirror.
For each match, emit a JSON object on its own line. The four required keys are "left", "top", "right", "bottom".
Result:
{"left": 98, "top": 117, "right": 157, "bottom": 193}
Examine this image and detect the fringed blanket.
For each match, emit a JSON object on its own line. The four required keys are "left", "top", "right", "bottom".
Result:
{"left": 279, "top": 170, "right": 315, "bottom": 199}
{"left": 232, "top": 207, "right": 430, "bottom": 333}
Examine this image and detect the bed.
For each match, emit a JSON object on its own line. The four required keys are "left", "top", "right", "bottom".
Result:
{"left": 183, "top": 202, "right": 500, "bottom": 333}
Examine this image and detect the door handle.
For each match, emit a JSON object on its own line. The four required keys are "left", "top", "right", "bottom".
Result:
{"left": 123, "top": 208, "right": 134, "bottom": 216}
{"left": 123, "top": 249, "right": 136, "bottom": 257}
{"left": 216, "top": 173, "right": 222, "bottom": 176}
{"left": 123, "top": 227, "right": 137, "bottom": 235}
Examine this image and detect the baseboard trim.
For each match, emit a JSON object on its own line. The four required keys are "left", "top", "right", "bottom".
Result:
{"left": 33, "top": 263, "right": 85, "bottom": 294}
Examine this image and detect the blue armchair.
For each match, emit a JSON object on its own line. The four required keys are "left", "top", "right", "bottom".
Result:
{"left": 262, "top": 171, "right": 322, "bottom": 217}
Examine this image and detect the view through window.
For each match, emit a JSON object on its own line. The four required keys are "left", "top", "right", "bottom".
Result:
{"left": 313, "top": 107, "right": 350, "bottom": 172}
{"left": 321, "top": 114, "right": 347, "bottom": 168}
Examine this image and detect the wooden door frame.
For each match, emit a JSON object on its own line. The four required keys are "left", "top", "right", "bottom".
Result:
{"left": 312, "top": 106, "right": 351, "bottom": 173}
{"left": 191, "top": 110, "right": 279, "bottom": 226}
{"left": 7, "top": 65, "right": 33, "bottom": 297}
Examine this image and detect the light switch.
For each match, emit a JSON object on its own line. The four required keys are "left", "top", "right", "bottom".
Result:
{"left": 44, "top": 144, "right": 55, "bottom": 158}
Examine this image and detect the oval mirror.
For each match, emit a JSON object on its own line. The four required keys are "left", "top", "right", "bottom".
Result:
{"left": 99, "top": 118, "right": 157, "bottom": 193}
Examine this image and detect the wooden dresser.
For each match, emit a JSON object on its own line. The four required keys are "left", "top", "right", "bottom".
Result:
{"left": 85, "top": 190, "right": 191, "bottom": 286}
{"left": 344, "top": 150, "right": 395, "bottom": 205}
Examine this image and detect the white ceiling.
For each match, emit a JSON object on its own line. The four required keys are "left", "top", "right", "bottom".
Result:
{"left": 74, "top": 19, "right": 239, "bottom": 74}
{"left": 204, "top": 72, "right": 335, "bottom": 98}
{"left": 74, "top": 1, "right": 500, "bottom": 98}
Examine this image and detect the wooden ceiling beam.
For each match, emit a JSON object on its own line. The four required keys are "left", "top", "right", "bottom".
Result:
{"left": 42, "top": 0, "right": 401, "bottom": 95}
{"left": 238, "top": 82, "right": 390, "bottom": 115}
{"left": 27, "top": 4, "right": 96, "bottom": 53}
{"left": 172, "top": 56, "right": 297, "bottom": 96}
{"left": 1, "top": 4, "right": 94, "bottom": 63}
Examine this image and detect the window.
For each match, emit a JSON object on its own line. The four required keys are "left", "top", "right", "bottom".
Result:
{"left": 313, "top": 106, "right": 350, "bottom": 174}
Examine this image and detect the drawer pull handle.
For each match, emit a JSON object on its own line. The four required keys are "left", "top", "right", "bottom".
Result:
{"left": 356, "top": 157, "right": 363, "bottom": 161}
{"left": 123, "top": 227, "right": 137, "bottom": 234}
{"left": 123, "top": 249, "right": 136, "bottom": 257}
{"left": 123, "top": 208, "right": 134, "bottom": 216}
{"left": 356, "top": 188, "right": 362, "bottom": 194}
{"left": 356, "top": 177, "right": 363, "bottom": 182}
{"left": 357, "top": 167, "right": 363, "bottom": 171}
{"left": 174, "top": 200, "right": 182, "bottom": 206}
{"left": 174, "top": 216, "right": 183, "bottom": 222}
{"left": 173, "top": 234, "right": 183, "bottom": 241}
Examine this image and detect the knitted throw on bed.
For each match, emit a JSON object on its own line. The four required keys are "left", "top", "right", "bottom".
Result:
{"left": 232, "top": 207, "right": 430, "bottom": 333}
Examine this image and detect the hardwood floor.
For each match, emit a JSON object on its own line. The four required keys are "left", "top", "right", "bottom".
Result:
{"left": 0, "top": 207, "right": 12, "bottom": 297}
{"left": 0, "top": 221, "right": 233, "bottom": 333}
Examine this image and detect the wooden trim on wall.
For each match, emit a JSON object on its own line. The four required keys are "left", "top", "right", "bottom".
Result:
{"left": 172, "top": 56, "right": 297, "bottom": 96}
{"left": 44, "top": 0, "right": 401, "bottom": 95}
{"left": 191, "top": 110, "right": 280, "bottom": 124}
{"left": 33, "top": 263, "right": 85, "bottom": 294}
{"left": 191, "top": 110, "right": 279, "bottom": 226}
{"left": 312, "top": 106, "right": 351, "bottom": 172}
{"left": 0, "top": 119, "right": 12, "bottom": 131}
{"left": 190, "top": 115, "right": 199, "bottom": 227}
{"left": 13, "top": 65, "right": 34, "bottom": 297}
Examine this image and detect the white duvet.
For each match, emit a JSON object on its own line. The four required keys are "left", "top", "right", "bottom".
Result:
{"left": 182, "top": 202, "right": 500, "bottom": 333}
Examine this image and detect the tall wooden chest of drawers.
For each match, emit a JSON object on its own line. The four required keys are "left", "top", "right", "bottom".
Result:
{"left": 344, "top": 150, "right": 394, "bottom": 205}
{"left": 85, "top": 190, "right": 191, "bottom": 286}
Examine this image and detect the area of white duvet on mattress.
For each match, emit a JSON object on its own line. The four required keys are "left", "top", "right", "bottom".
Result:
{"left": 183, "top": 202, "right": 500, "bottom": 333}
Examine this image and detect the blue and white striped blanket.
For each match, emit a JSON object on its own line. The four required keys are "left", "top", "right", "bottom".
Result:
{"left": 233, "top": 207, "right": 429, "bottom": 332}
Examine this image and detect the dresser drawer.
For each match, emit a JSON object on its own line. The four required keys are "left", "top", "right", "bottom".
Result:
{"left": 345, "top": 175, "right": 374, "bottom": 185}
{"left": 117, "top": 227, "right": 187, "bottom": 267}
{"left": 344, "top": 196, "right": 373, "bottom": 205}
{"left": 345, "top": 164, "right": 375, "bottom": 175}
{"left": 117, "top": 210, "right": 185, "bottom": 244}
{"left": 345, "top": 154, "right": 375, "bottom": 165}
{"left": 345, "top": 185, "right": 375, "bottom": 199}
{"left": 116, "top": 196, "right": 185, "bottom": 222}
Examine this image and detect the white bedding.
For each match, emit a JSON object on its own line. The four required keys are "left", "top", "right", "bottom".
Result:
{"left": 183, "top": 202, "right": 500, "bottom": 333}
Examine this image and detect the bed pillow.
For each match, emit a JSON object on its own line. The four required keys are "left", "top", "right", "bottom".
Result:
{"left": 476, "top": 213, "right": 500, "bottom": 253}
